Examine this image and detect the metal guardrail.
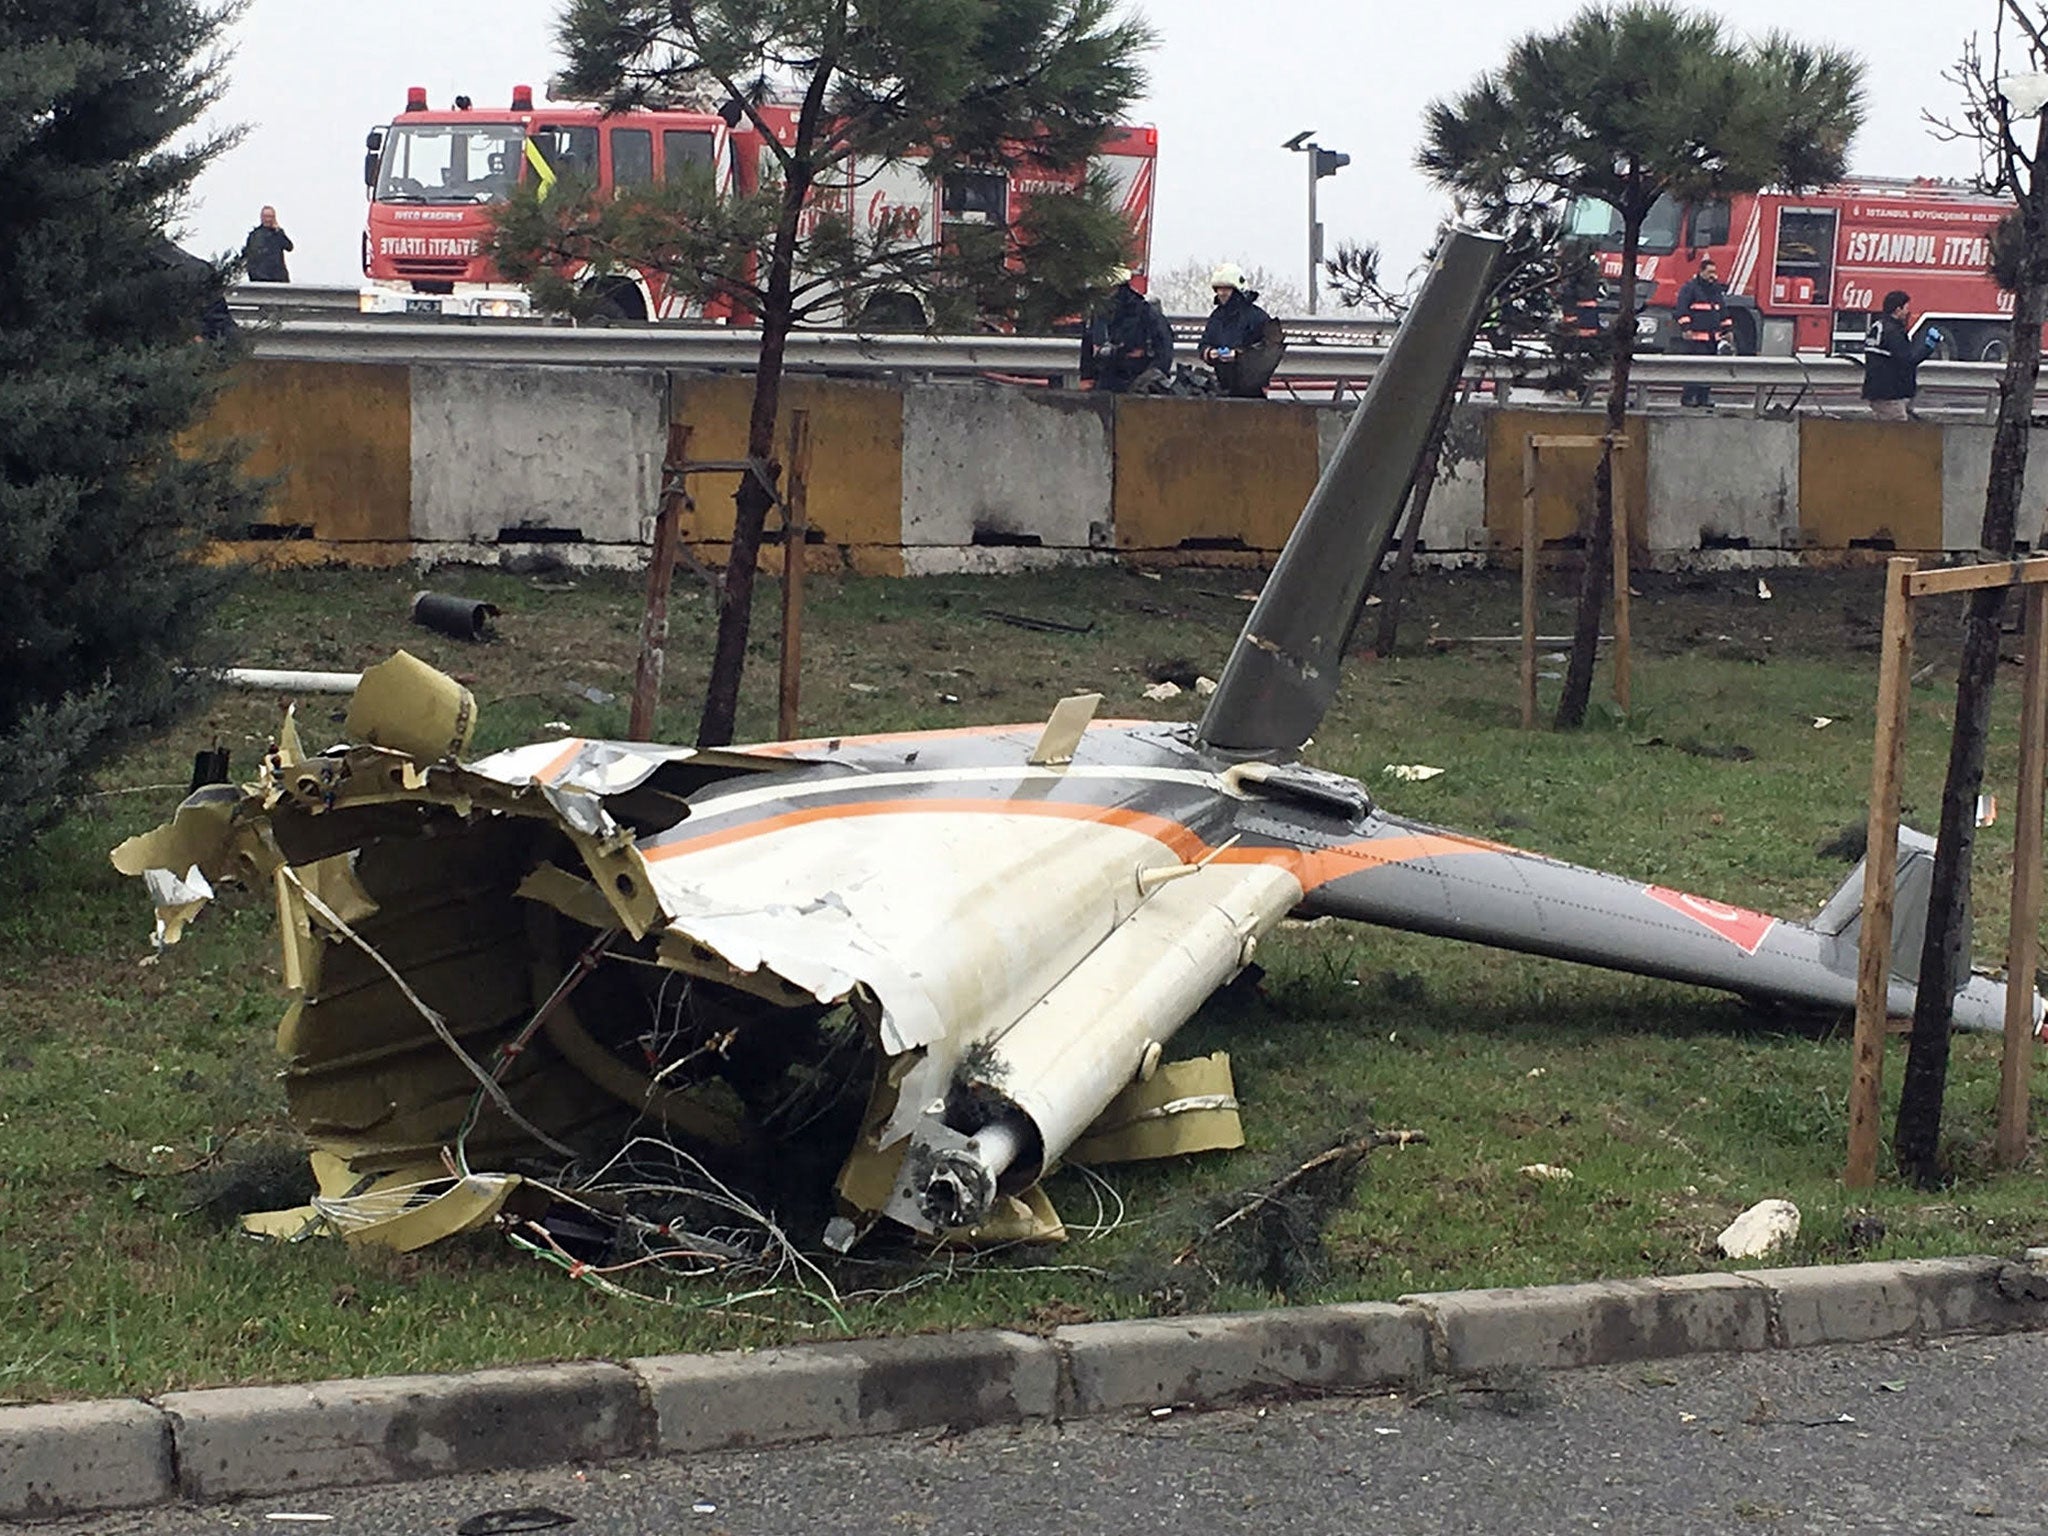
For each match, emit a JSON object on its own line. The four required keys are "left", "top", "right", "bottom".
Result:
{"left": 247, "top": 317, "right": 2008, "bottom": 416}
{"left": 228, "top": 284, "right": 362, "bottom": 318}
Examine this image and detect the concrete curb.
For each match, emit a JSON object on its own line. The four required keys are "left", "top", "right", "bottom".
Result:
{"left": 5, "top": 1255, "right": 2044, "bottom": 1521}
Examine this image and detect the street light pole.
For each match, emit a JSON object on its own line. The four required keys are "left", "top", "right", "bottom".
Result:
{"left": 1306, "top": 148, "right": 1319, "bottom": 314}
{"left": 1284, "top": 130, "right": 1347, "bottom": 316}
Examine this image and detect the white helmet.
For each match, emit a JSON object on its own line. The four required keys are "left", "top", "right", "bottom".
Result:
{"left": 1209, "top": 262, "right": 1245, "bottom": 291}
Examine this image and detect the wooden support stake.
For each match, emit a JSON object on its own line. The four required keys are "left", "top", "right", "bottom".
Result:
{"left": 1997, "top": 582, "right": 2048, "bottom": 1167}
{"left": 629, "top": 423, "right": 692, "bottom": 742}
{"left": 777, "top": 410, "right": 812, "bottom": 742}
{"left": 1520, "top": 438, "right": 1539, "bottom": 731}
{"left": 1846, "top": 555, "right": 1919, "bottom": 1188}
{"left": 1608, "top": 437, "right": 1632, "bottom": 714}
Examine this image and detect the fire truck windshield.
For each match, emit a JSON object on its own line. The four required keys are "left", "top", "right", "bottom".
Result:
{"left": 375, "top": 123, "right": 523, "bottom": 205}
{"left": 1565, "top": 193, "right": 1684, "bottom": 254}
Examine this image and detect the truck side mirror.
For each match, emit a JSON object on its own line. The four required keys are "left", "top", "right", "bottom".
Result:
{"left": 364, "top": 152, "right": 380, "bottom": 191}
{"left": 364, "top": 128, "right": 385, "bottom": 193}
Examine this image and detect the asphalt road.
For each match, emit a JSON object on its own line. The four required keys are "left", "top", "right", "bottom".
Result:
{"left": 39, "top": 1332, "right": 2048, "bottom": 1535}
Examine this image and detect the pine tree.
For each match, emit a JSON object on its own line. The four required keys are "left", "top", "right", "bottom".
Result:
{"left": 1421, "top": 2, "right": 1862, "bottom": 727}
{"left": 495, "top": 0, "right": 1151, "bottom": 747}
{"left": 1893, "top": 3, "right": 2048, "bottom": 1184}
{"left": 0, "top": 0, "right": 263, "bottom": 852}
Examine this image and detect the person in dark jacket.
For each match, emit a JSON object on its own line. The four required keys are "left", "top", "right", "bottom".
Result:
{"left": 1080, "top": 267, "right": 1173, "bottom": 393}
{"left": 1671, "top": 255, "right": 1731, "bottom": 408}
{"left": 1861, "top": 290, "right": 1940, "bottom": 421}
{"left": 1199, "top": 264, "right": 1281, "bottom": 398}
{"left": 243, "top": 206, "right": 293, "bottom": 283}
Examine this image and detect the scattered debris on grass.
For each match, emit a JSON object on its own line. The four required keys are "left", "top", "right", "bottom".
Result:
{"left": 983, "top": 609, "right": 1094, "bottom": 636}
{"left": 1717, "top": 1198, "right": 1801, "bottom": 1259}
{"left": 1144, "top": 657, "right": 1201, "bottom": 688}
{"left": 1816, "top": 823, "right": 1868, "bottom": 862}
{"left": 410, "top": 591, "right": 500, "bottom": 642}
{"left": 1156, "top": 1125, "right": 1428, "bottom": 1300}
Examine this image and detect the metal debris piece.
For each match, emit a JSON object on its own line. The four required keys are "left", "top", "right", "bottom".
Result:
{"left": 219, "top": 667, "right": 362, "bottom": 693}
{"left": 983, "top": 609, "right": 1094, "bottom": 635}
{"left": 411, "top": 590, "right": 501, "bottom": 641}
{"left": 455, "top": 1510, "right": 576, "bottom": 1536}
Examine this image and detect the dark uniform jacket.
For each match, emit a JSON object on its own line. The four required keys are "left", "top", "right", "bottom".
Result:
{"left": 1200, "top": 289, "right": 1281, "bottom": 398}
{"left": 1200, "top": 289, "right": 1271, "bottom": 356}
{"left": 1861, "top": 314, "right": 1934, "bottom": 402}
{"left": 1672, "top": 275, "right": 1728, "bottom": 349}
{"left": 244, "top": 225, "right": 293, "bottom": 283}
{"left": 1081, "top": 285, "right": 1174, "bottom": 392}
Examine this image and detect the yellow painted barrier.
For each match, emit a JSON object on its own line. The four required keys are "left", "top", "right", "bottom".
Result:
{"left": 1111, "top": 396, "right": 1323, "bottom": 558}
{"left": 198, "top": 361, "right": 411, "bottom": 550}
{"left": 187, "top": 365, "right": 1970, "bottom": 570}
{"left": 671, "top": 375, "right": 906, "bottom": 576}
{"left": 1483, "top": 408, "right": 1649, "bottom": 552}
{"left": 1798, "top": 418, "right": 1944, "bottom": 552}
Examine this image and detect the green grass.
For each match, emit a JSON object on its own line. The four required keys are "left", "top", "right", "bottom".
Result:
{"left": 2, "top": 562, "right": 2043, "bottom": 1402}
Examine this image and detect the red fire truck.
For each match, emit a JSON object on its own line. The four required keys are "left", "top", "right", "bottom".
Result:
{"left": 1567, "top": 178, "right": 2020, "bottom": 360}
{"left": 359, "top": 85, "right": 1158, "bottom": 325}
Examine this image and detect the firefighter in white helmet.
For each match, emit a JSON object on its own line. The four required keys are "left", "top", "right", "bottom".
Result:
{"left": 1199, "top": 263, "right": 1281, "bottom": 398}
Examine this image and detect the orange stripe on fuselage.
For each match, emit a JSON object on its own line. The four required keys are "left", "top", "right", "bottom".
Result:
{"left": 533, "top": 739, "right": 588, "bottom": 786}
{"left": 643, "top": 797, "right": 1212, "bottom": 866}
{"left": 1217, "top": 832, "right": 1506, "bottom": 891}
{"left": 639, "top": 795, "right": 1501, "bottom": 892}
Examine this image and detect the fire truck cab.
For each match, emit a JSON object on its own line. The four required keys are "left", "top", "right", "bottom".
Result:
{"left": 1569, "top": 177, "right": 2020, "bottom": 361}
{"left": 360, "top": 85, "right": 737, "bottom": 320}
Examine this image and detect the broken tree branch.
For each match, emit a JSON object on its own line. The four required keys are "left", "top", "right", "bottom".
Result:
{"left": 1172, "top": 1129, "right": 1427, "bottom": 1266}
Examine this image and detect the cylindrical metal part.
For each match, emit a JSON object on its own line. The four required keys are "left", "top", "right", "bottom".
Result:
{"left": 410, "top": 590, "right": 500, "bottom": 641}
{"left": 218, "top": 668, "right": 362, "bottom": 693}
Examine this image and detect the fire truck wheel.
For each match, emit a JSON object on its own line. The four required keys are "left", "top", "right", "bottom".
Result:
{"left": 1976, "top": 331, "right": 2009, "bottom": 364}
{"left": 582, "top": 279, "right": 646, "bottom": 324}
{"left": 1728, "top": 309, "right": 1758, "bottom": 357}
{"left": 857, "top": 292, "right": 926, "bottom": 333}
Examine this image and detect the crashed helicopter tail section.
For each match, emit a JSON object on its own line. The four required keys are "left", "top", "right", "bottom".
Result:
{"left": 1197, "top": 228, "right": 1503, "bottom": 755}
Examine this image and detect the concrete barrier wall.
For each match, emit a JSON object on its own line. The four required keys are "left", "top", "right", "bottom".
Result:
{"left": 198, "top": 361, "right": 412, "bottom": 564}
{"left": 1941, "top": 424, "right": 2048, "bottom": 551}
{"left": 1645, "top": 416, "right": 1800, "bottom": 553}
{"left": 411, "top": 365, "right": 665, "bottom": 548}
{"left": 1482, "top": 409, "right": 1651, "bottom": 552}
{"left": 199, "top": 361, "right": 2048, "bottom": 569}
{"left": 900, "top": 383, "right": 1112, "bottom": 574}
{"left": 1113, "top": 397, "right": 1323, "bottom": 558}
{"left": 1799, "top": 418, "right": 1945, "bottom": 552}
{"left": 671, "top": 375, "right": 906, "bottom": 576}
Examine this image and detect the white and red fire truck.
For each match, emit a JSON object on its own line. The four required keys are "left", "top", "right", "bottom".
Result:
{"left": 359, "top": 84, "right": 1158, "bottom": 325}
{"left": 1568, "top": 177, "right": 2022, "bottom": 360}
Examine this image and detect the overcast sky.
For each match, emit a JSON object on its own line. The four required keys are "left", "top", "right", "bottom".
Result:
{"left": 183, "top": 0, "right": 1989, "bottom": 300}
